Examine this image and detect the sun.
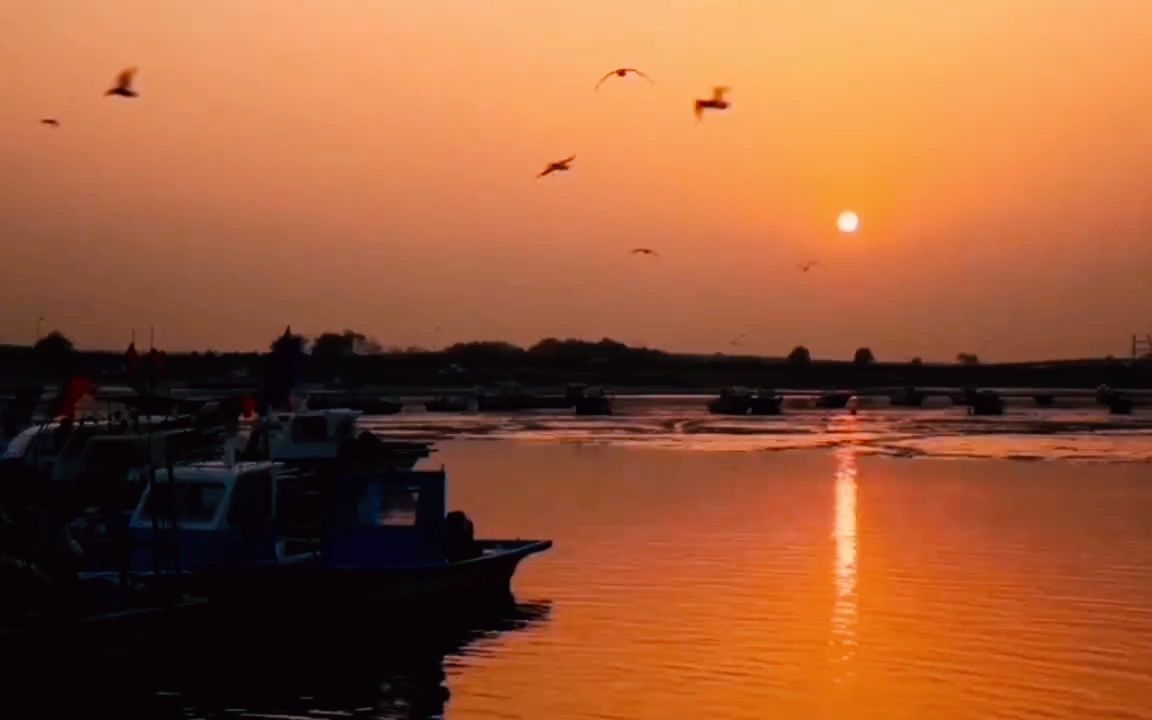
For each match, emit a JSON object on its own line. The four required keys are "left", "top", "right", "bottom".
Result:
{"left": 837, "top": 211, "right": 860, "bottom": 234}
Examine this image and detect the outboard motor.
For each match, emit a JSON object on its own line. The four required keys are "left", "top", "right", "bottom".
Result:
{"left": 444, "top": 510, "right": 480, "bottom": 561}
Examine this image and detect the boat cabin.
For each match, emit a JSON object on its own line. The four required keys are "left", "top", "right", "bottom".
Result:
{"left": 3, "top": 421, "right": 122, "bottom": 483}
{"left": 128, "top": 461, "right": 451, "bottom": 572}
{"left": 262, "top": 409, "right": 361, "bottom": 461}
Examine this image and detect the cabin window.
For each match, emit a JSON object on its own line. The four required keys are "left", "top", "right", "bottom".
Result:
{"left": 141, "top": 483, "right": 225, "bottom": 523}
{"left": 352, "top": 484, "right": 420, "bottom": 527}
{"left": 228, "top": 471, "right": 274, "bottom": 529}
{"left": 84, "top": 440, "right": 143, "bottom": 472}
{"left": 291, "top": 416, "right": 329, "bottom": 442}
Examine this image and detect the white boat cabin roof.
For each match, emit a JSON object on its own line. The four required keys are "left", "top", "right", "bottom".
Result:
{"left": 154, "top": 460, "right": 283, "bottom": 485}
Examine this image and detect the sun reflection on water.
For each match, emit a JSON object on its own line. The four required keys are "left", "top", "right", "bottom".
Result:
{"left": 832, "top": 446, "right": 859, "bottom": 675}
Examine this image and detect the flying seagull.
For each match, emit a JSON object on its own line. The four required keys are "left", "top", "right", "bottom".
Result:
{"left": 798, "top": 261, "right": 820, "bottom": 273}
{"left": 631, "top": 248, "right": 658, "bottom": 257}
{"left": 595, "top": 67, "right": 653, "bottom": 90}
{"left": 105, "top": 67, "right": 139, "bottom": 98}
{"left": 694, "top": 86, "right": 730, "bottom": 120}
{"left": 40, "top": 118, "right": 60, "bottom": 127}
{"left": 538, "top": 155, "right": 575, "bottom": 178}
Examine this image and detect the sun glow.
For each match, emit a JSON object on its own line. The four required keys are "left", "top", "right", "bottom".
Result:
{"left": 837, "top": 211, "right": 860, "bottom": 234}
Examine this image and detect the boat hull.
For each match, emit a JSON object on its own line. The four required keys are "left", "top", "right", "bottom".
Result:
{"left": 191, "top": 539, "right": 552, "bottom": 616}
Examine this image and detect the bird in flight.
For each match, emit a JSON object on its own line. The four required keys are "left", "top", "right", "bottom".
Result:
{"left": 798, "top": 261, "right": 820, "bottom": 273}
{"left": 538, "top": 155, "right": 575, "bottom": 178}
{"left": 39, "top": 118, "right": 60, "bottom": 128}
{"left": 730, "top": 333, "right": 747, "bottom": 347}
{"left": 694, "top": 86, "right": 730, "bottom": 120}
{"left": 595, "top": 68, "right": 653, "bottom": 90}
{"left": 105, "top": 67, "right": 139, "bottom": 98}
{"left": 631, "top": 248, "right": 658, "bottom": 257}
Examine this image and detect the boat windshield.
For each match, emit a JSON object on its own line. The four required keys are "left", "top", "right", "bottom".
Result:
{"left": 330, "top": 482, "right": 421, "bottom": 528}
{"left": 140, "top": 482, "right": 226, "bottom": 523}
{"left": 84, "top": 438, "right": 147, "bottom": 472}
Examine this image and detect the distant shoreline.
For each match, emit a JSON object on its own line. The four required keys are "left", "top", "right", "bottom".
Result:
{"left": 1, "top": 348, "right": 1149, "bottom": 395}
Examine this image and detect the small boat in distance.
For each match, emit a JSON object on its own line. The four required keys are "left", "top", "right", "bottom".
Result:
{"left": 473, "top": 383, "right": 594, "bottom": 412}
{"left": 708, "top": 387, "right": 783, "bottom": 415}
{"left": 574, "top": 386, "right": 614, "bottom": 415}
{"left": 424, "top": 394, "right": 474, "bottom": 413}
{"left": 965, "top": 389, "right": 1005, "bottom": 416}
{"left": 305, "top": 393, "right": 403, "bottom": 415}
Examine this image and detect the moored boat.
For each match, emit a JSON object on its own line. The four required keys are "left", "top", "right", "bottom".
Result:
{"left": 424, "top": 394, "right": 474, "bottom": 413}
{"left": 242, "top": 407, "right": 433, "bottom": 469}
{"left": 709, "top": 387, "right": 782, "bottom": 415}
{"left": 574, "top": 387, "right": 614, "bottom": 415}
{"left": 124, "top": 461, "right": 550, "bottom": 616}
{"left": 306, "top": 393, "right": 403, "bottom": 415}
{"left": 965, "top": 389, "right": 1005, "bottom": 416}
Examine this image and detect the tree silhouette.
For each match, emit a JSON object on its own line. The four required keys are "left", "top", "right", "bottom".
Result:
{"left": 444, "top": 341, "right": 525, "bottom": 364}
{"left": 956, "top": 352, "right": 980, "bottom": 366}
{"left": 33, "top": 331, "right": 75, "bottom": 355}
{"left": 853, "top": 347, "right": 875, "bottom": 365}
{"left": 270, "top": 326, "right": 307, "bottom": 355}
{"left": 310, "top": 329, "right": 384, "bottom": 358}
{"left": 787, "top": 346, "right": 812, "bottom": 365}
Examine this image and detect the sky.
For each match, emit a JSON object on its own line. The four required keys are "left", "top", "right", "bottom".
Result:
{"left": 2, "top": 0, "right": 1151, "bottom": 361}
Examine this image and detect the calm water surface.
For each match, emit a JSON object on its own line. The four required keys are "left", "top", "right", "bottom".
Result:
{"left": 39, "top": 400, "right": 1152, "bottom": 718}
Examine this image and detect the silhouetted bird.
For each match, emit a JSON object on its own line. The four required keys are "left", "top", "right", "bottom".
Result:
{"left": 631, "top": 248, "right": 658, "bottom": 257}
{"left": 798, "top": 261, "right": 820, "bottom": 272}
{"left": 538, "top": 155, "right": 575, "bottom": 178}
{"left": 40, "top": 118, "right": 60, "bottom": 127}
{"left": 694, "top": 86, "right": 730, "bottom": 120}
{"left": 595, "top": 68, "right": 653, "bottom": 90}
{"left": 105, "top": 67, "right": 139, "bottom": 98}
{"left": 730, "top": 334, "right": 747, "bottom": 347}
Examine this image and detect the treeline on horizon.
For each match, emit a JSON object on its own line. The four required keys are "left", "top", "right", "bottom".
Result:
{"left": 7, "top": 327, "right": 1136, "bottom": 366}
{"left": 2, "top": 328, "right": 1149, "bottom": 391}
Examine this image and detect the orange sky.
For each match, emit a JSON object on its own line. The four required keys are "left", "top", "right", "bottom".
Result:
{"left": 2, "top": 0, "right": 1151, "bottom": 360}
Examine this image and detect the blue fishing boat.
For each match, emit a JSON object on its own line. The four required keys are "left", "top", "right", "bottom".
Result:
{"left": 124, "top": 461, "right": 550, "bottom": 616}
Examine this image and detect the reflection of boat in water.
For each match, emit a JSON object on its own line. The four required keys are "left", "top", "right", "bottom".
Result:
{"left": 0, "top": 574, "right": 212, "bottom": 659}
{"left": 6, "top": 592, "right": 551, "bottom": 719}
{"left": 708, "top": 387, "right": 783, "bottom": 415}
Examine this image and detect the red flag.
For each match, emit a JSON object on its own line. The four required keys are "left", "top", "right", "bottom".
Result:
{"left": 54, "top": 376, "right": 95, "bottom": 419}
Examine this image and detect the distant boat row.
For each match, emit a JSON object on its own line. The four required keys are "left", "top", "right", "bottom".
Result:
{"left": 706, "top": 385, "right": 1140, "bottom": 416}
{"left": 305, "top": 383, "right": 616, "bottom": 416}
{"left": 286, "top": 383, "right": 1142, "bottom": 418}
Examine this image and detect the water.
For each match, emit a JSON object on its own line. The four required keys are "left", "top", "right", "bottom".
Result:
{"left": 21, "top": 398, "right": 1152, "bottom": 718}
{"left": 365, "top": 395, "right": 1152, "bottom": 463}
